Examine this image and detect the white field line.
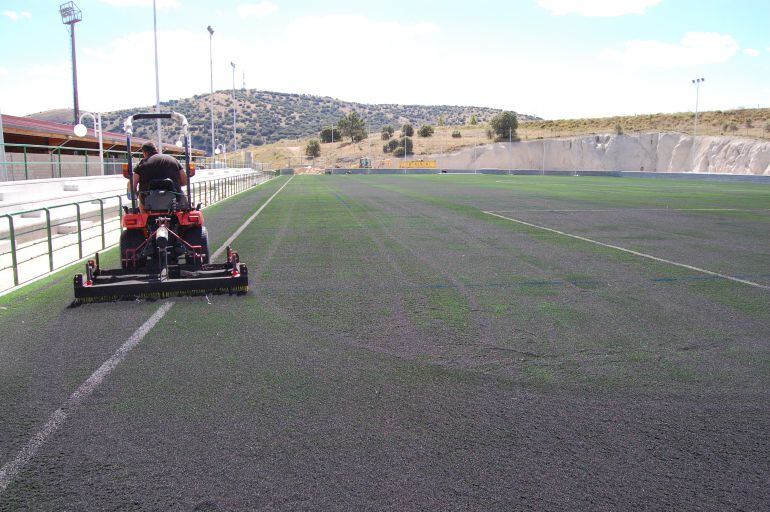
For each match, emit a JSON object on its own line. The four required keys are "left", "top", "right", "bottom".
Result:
{"left": 483, "top": 211, "right": 770, "bottom": 291}
{"left": 0, "top": 302, "right": 174, "bottom": 494}
{"left": 488, "top": 208, "right": 770, "bottom": 213}
{"left": 212, "top": 175, "right": 294, "bottom": 260}
{"left": 0, "top": 175, "right": 293, "bottom": 493}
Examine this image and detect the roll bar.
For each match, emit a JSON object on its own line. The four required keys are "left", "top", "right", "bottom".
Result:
{"left": 123, "top": 112, "right": 192, "bottom": 211}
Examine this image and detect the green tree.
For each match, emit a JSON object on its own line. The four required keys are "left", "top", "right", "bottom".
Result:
{"left": 381, "top": 125, "right": 395, "bottom": 140}
{"left": 438, "top": 115, "right": 445, "bottom": 126}
{"left": 469, "top": 114, "right": 478, "bottom": 125}
{"left": 338, "top": 111, "right": 367, "bottom": 143}
{"left": 392, "top": 136, "right": 414, "bottom": 157}
{"left": 490, "top": 111, "right": 519, "bottom": 142}
{"left": 320, "top": 127, "right": 342, "bottom": 143}
{"left": 418, "top": 124, "right": 435, "bottom": 137}
{"left": 401, "top": 123, "right": 414, "bottom": 137}
{"left": 305, "top": 139, "right": 321, "bottom": 157}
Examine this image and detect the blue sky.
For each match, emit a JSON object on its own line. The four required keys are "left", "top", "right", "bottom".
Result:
{"left": 1, "top": 0, "right": 768, "bottom": 119}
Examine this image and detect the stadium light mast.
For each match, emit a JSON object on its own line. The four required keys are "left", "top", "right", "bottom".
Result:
{"left": 231, "top": 61, "right": 237, "bottom": 152}
{"left": 152, "top": 0, "right": 163, "bottom": 153}
{"left": 692, "top": 77, "right": 705, "bottom": 137}
{"left": 59, "top": 2, "right": 82, "bottom": 125}
{"left": 207, "top": 25, "right": 215, "bottom": 158}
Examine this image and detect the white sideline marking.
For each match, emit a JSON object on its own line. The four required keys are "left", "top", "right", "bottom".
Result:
{"left": 0, "top": 302, "right": 174, "bottom": 494}
{"left": 212, "top": 175, "right": 294, "bottom": 260}
{"left": 488, "top": 208, "right": 770, "bottom": 213}
{"left": 483, "top": 211, "right": 770, "bottom": 291}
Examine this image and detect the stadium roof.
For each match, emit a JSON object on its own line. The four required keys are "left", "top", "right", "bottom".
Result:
{"left": 1, "top": 114, "right": 204, "bottom": 156}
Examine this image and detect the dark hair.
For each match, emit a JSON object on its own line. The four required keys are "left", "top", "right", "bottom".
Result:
{"left": 141, "top": 142, "right": 158, "bottom": 155}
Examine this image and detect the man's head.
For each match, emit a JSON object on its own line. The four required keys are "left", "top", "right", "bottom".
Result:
{"left": 141, "top": 142, "right": 158, "bottom": 158}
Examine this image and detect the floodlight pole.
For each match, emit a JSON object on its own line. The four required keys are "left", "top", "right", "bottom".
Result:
{"left": 231, "top": 61, "right": 237, "bottom": 152}
{"left": 152, "top": 0, "right": 162, "bottom": 153}
{"left": 692, "top": 77, "right": 705, "bottom": 137}
{"left": 0, "top": 107, "right": 6, "bottom": 181}
{"left": 59, "top": 2, "right": 82, "bottom": 125}
{"left": 207, "top": 26, "right": 215, "bottom": 158}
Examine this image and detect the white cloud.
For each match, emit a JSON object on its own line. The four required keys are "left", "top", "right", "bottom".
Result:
{"left": 599, "top": 32, "right": 739, "bottom": 68}
{"left": 538, "top": 0, "right": 661, "bottom": 17}
{"left": 0, "top": 67, "right": 7, "bottom": 77}
{"left": 743, "top": 48, "right": 760, "bottom": 57}
{"left": 97, "top": 0, "right": 181, "bottom": 8}
{"left": 3, "top": 10, "right": 21, "bottom": 21}
{"left": 236, "top": 2, "right": 278, "bottom": 17}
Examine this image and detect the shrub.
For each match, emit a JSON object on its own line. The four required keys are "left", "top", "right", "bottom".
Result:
{"left": 418, "top": 124, "right": 435, "bottom": 137}
{"left": 615, "top": 124, "right": 624, "bottom": 135}
{"left": 451, "top": 130, "right": 462, "bottom": 138}
{"left": 764, "top": 121, "right": 770, "bottom": 133}
{"left": 383, "top": 138, "right": 399, "bottom": 153}
{"left": 469, "top": 114, "right": 478, "bottom": 125}
{"left": 392, "top": 136, "right": 413, "bottom": 157}
{"left": 402, "top": 123, "right": 414, "bottom": 137}
{"left": 381, "top": 125, "right": 394, "bottom": 140}
{"left": 490, "top": 111, "right": 519, "bottom": 141}
{"left": 305, "top": 139, "right": 321, "bottom": 157}
{"left": 319, "top": 127, "right": 342, "bottom": 143}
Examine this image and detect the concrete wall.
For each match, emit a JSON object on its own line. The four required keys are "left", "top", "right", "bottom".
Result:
{"left": 429, "top": 132, "right": 770, "bottom": 175}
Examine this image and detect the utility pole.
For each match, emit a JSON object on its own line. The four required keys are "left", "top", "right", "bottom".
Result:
{"left": 59, "top": 2, "right": 82, "bottom": 125}
{"left": 207, "top": 25, "right": 215, "bottom": 158}
{"left": 231, "top": 61, "right": 237, "bottom": 152}
{"left": 152, "top": 0, "right": 162, "bottom": 152}
{"left": 692, "top": 77, "right": 705, "bottom": 137}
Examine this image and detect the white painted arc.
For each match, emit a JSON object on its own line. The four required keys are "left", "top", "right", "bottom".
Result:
{"left": 0, "top": 301, "right": 174, "bottom": 494}
{"left": 212, "top": 175, "right": 294, "bottom": 260}
{"left": 483, "top": 211, "right": 770, "bottom": 291}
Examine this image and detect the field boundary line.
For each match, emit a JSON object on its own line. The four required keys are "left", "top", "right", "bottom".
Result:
{"left": 212, "top": 175, "right": 294, "bottom": 260}
{"left": 0, "top": 302, "right": 174, "bottom": 494}
{"left": 488, "top": 208, "right": 770, "bottom": 213}
{"left": 483, "top": 210, "right": 770, "bottom": 291}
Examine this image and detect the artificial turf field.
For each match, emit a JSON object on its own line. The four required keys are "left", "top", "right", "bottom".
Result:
{"left": 0, "top": 174, "right": 768, "bottom": 510}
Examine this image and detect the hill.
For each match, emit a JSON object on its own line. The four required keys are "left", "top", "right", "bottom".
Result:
{"left": 27, "top": 90, "right": 537, "bottom": 153}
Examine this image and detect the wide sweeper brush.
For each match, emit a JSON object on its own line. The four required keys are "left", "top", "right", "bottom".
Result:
{"left": 72, "top": 111, "right": 248, "bottom": 304}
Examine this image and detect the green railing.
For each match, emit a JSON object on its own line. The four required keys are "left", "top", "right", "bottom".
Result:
{"left": 0, "top": 172, "right": 271, "bottom": 292}
{"left": 0, "top": 142, "right": 267, "bottom": 181}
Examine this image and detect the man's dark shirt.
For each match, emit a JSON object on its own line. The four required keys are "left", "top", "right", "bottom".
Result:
{"left": 134, "top": 153, "right": 183, "bottom": 192}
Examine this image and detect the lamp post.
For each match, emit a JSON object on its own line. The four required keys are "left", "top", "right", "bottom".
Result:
{"left": 152, "top": 0, "right": 162, "bottom": 152}
{"left": 207, "top": 25, "right": 215, "bottom": 158}
{"left": 215, "top": 142, "right": 227, "bottom": 168}
{"left": 692, "top": 77, "right": 705, "bottom": 137}
{"left": 74, "top": 111, "right": 105, "bottom": 175}
{"left": 230, "top": 61, "right": 237, "bottom": 152}
{"left": 59, "top": 2, "right": 82, "bottom": 124}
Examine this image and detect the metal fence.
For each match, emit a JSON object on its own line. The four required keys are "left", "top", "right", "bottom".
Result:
{"left": 0, "top": 142, "right": 270, "bottom": 181}
{"left": 0, "top": 172, "right": 271, "bottom": 292}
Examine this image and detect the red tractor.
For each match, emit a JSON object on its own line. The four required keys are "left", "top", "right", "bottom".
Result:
{"left": 73, "top": 112, "right": 247, "bottom": 304}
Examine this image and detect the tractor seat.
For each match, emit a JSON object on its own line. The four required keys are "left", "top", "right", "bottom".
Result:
{"left": 142, "top": 179, "right": 184, "bottom": 211}
{"left": 148, "top": 178, "right": 178, "bottom": 192}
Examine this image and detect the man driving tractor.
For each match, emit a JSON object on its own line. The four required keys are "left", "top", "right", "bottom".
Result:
{"left": 130, "top": 142, "right": 188, "bottom": 211}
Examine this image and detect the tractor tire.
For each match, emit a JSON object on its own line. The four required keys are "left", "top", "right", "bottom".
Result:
{"left": 120, "top": 229, "right": 147, "bottom": 270}
{"left": 185, "top": 226, "right": 210, "bottom": 265}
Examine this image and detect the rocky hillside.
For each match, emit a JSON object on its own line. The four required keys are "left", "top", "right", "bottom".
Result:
{"left": 432, "top": 132, "right": 770, "bottom": 175}
{"left": 28, "top": 91, "right": 537, "bottom": 153}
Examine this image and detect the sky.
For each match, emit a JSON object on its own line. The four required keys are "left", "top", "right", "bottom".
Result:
{"left": 0, "top": 0, "right": 768, "bottom": 120}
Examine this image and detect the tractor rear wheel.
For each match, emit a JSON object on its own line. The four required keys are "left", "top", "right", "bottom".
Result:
{"left": 120, "top": 229, "right": 147, "bottom": 270}
{"left": 185, "top": 226, "right": 210, "bottom": 265}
